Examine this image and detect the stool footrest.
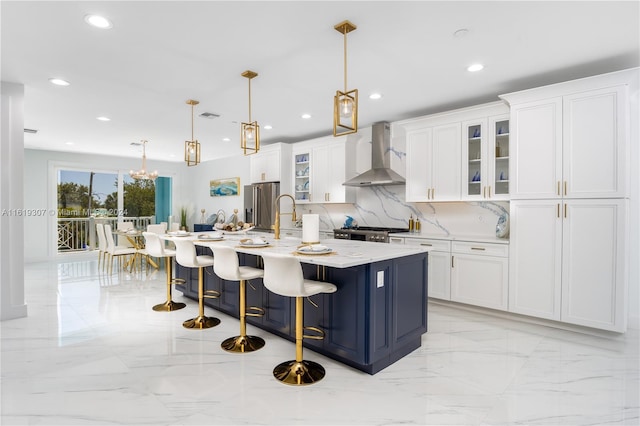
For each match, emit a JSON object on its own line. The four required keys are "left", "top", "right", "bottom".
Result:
{"left": 203, "top": 289, "right": 221, "bottom": 299}
{"left": 170, "top": 278, "right": 186, "bottom": 285}
{"left": 246, "top": 306, "right": 265, "bottom": 317}
{"left": 303, "top": 326, "right": 325, "bottom": 340}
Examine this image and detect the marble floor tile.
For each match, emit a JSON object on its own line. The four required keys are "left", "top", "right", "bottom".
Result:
{"left": 1, "top": 254, "right": 638, "bottom": 425}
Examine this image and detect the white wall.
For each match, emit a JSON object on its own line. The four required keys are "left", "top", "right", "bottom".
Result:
{"left": 23, "top": 149, "right": 186, "bottom": 262}
{"left": 181, "top": 153, "right": 251, "bottom": 227}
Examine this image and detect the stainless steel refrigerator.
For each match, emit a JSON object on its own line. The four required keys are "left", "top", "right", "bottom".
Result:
{"left": 244, "top": 182, "right": 279, "bottom": 232}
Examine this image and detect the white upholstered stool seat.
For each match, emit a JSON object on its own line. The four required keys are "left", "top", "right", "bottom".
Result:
{"left": 260, "top": 252, "right": 337, "bottom": 385}
{"left": 143, "top": 232, "right": 186, "bottom": 312}
{"left": 210, "top": 245, "right": 265, "bottom": 353}
{"left": 173, "top": 239, "right": 221, "bottom": 329}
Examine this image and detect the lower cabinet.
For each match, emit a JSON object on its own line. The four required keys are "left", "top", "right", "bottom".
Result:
{"left": 451, "top": 241, "right": 509, "bottom": 310}
{"left": 403, "top": 238, "right": 451, "bottom": 300}
{"left": 509, "top": 199, "right": 628, "bottom": 332}
{"left": 175, "top": 252, "right": 428, "bottom": 374}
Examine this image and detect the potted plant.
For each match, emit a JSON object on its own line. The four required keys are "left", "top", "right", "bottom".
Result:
{"left": 179, "top": 206, "right": 188, "bottom": 231}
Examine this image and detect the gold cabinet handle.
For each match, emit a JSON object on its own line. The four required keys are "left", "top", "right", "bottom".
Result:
{"left": 564, "top": 203, "right": 567, "bottom": 218}
{"left": 451, "top": 256, "right": 454, "bottom": 268}
{"left": 483, "top": 186, "right": 486, "bottom": 198}
{"left": 557, "top": 181, "right": 561, "bottom": 196}
{"left": 420, "top": 243, "right": 433, "bottom": 247}
{"left": 489, "top": 186, "right": 492, "bottom": 198}
{"left": 564, "top": 181, "right": 567, "bottom": 196}
{"left": 261, "top": 172, "right": 266, "bottom": 181}
{"left": 557, "top": 203, "right": 560, "bottom": 218}
{"left": 471, "top": 247, "right": 486, "bottom": 251}
{"left": 432, "top": 188, "right": 435, "bottom": 199}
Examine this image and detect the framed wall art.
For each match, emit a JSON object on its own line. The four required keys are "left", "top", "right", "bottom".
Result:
{"left": 210, "top": 177, "right": 240, "bottom": 197}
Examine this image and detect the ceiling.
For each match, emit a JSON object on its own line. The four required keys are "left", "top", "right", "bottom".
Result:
{"left": 2, "top": 1, "right": 639, "bottom": 162}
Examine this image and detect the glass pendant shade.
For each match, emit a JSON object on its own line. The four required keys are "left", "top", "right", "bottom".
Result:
{"left": 241, "top": 70, "right": 260, "bottom": 155}
{"left": 184, "top": 140, "right": 200, "bottom": 166}
{"left": 334, "top": 89, "right": 358, "bottom": 136}
{"left": 184, "top": 99, "right": 200, "bottom": 166}
{"left": 333, "top": 20, "right": 358, "bottom": 137}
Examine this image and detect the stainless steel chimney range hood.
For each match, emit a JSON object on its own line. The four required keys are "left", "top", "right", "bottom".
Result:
{"left": 343, "top": 121, "right": 406, "bottom": 187}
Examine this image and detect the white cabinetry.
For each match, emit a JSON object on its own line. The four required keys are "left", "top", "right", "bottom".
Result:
{"left": 404, "top": 238, "right": 452, "bottom": 300}
{"left": 401, "top": 101, "right": 509, "bottom": 202}
{"left": 250, "top": 143, "right": 292, "bottom": 193}
{"left": 501, "top": 68, "right": 637, "bottom": 332}
{"left": 510, "top": 199, "right": 627, "bottom": 331}
{"left": 291, "top": 136, "right": 355, "bottom": 204}
{"left": 405, "top": 124, "right": 461, "bottom": 202}
{"left": 504, "top": 81, "right": 629, "bottom": 200}
{"left": 450, "top": 241, "right": 509, "bottom": 311}
{"left": 462, "top": 114, "right": 510, "bottom": 200}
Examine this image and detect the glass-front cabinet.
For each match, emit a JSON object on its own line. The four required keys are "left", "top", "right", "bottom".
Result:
{"left": 462, "top": 114, "right": 509, "bottom": 200}
{"left": 492, "top": 116, "right": 510, "bottom": 198}
{"left": 293, "top": 150, "right": 311, "bottom": 203}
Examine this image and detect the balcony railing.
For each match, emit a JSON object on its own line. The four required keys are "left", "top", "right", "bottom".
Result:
{"left": 57, "top": 216, "right": 154, "bottom": 252}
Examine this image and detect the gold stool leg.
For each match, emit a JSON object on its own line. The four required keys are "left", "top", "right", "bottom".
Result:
{"left": 221, "top": 280, "right": 265, "bottom": 353}
{"left": 153, "top": 257, "right": 186, "bottom": 312}
{"left": 273, "top": 296, "right": 326, "bottom": 385}
{"left": 183, "top": 266, "right": 220, "bottom": 329}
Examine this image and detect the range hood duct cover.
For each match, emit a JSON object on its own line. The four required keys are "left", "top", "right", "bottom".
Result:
{"left": 343, "top": 121, "right": 406, "bottom": 186}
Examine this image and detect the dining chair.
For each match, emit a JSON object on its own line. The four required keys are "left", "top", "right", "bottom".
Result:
{"left": 104, "top": 224, "right": 137, "bottom": 274}
{"left": 95, "top": 222, "right": 108, "bottom": 272}
{"left": 260, "top": 252, "right": 337, "bottom": 385}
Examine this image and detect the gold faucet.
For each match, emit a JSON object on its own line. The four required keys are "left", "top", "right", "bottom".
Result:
{"left": 274, "top": 194, "right": 297, "bottom": 240}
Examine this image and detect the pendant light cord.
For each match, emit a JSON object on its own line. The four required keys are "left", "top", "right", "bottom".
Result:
{"left": 343, "top": 29, "right": 348, "bottom": 93}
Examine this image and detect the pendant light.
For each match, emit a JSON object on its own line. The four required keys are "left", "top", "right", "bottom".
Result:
{"left": 129, "top": 140, "right": 158, "bottom": 180}
{"left": 185, "top": 99, "right": 201, "bottom": 166}
{"left": 333, "top": 20, "right": 358, "bottom": 136}
{"left": 240, "top": 70, "right": 260, "bottom": 155}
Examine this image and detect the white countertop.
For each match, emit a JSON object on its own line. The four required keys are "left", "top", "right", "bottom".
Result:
{"left": 390, "top": 232, "right": 509, "bottom": 245}
{"left": 163, "top": 232, "right": 430, "bottom": 268}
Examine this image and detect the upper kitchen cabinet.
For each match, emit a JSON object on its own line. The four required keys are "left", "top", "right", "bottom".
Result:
{"left": 250, "top": 143, "right": 292, "bottom": 190}
{"left": 461, "top": 106, "right": 510, "bottom": 201}
{"left": 403, "top": 122, "right": 461, "bottom": 202}
{"left": 501, "top": 69, "right": 635, "bottom": 200}
{"left": 291, "top": 135, "right": 356, "bottom": 204}
{"left": 400, "top": 101, "right": 509, "bottom": 202}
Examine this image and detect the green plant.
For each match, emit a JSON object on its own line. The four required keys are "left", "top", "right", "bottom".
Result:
{"left": 179, "top": 206, "right": 188, "bottom": 228}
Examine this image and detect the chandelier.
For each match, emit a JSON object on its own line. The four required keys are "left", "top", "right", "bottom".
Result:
{"left": 129, "top": 140, "right": 158, "bottom": 180}
{"left": 241, "top": 70, "right": 260, "bottom": 155}
{"left": 333, "top": 20, "right": 358, "bottom": 136}
{"left": 185, "top": 99, "right": 201, "bottom": 166}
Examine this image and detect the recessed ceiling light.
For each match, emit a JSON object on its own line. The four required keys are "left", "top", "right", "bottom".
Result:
{"left": 49, "top": 78, "right": 70, "bottom": 86}
{"left": 369, "top": 93, "right": 383, "bottom": 100}
{"left": 96, "top": 116, "right": 111, "bottom": 121}
{"left": 85, "top": 14, "right": 113, "bottom": 29}
{"left": 264, "top": 125, "right": 273, "bottom": 130}
{"left": 222, "top": 137, "right": 231, "bottom": 142}
{"left": 467, "top": 63, "right": 484, "bottom": 72}
{"left": 65, "top": 142, "right": 74, "bottom": 145}
{"left": 301, "top": 114, "right": 311, "bottom": 119}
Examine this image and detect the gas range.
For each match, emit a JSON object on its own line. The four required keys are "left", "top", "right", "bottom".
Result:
{"left": 333, "top": 226, "right": 410, "bottom": 243}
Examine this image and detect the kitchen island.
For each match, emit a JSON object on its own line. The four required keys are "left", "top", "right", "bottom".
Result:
{"left": 172, "top": 235, "right": 429, "bottom": 374}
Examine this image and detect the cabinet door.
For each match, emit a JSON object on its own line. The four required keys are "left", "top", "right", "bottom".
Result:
{"left": 451, "top": 252, "right": 508, "bottom": 311}
{"left": 489, "top": 114, "right": 510, "bottom": 199}
{"left": 563, "top": 86, "right": 627, "bottom": 198}
{"left": 293, "top": 150, "right": 311, "bottom": 203}
{"left": 561, "top": 199, "right": 627, "bottom": 332}
{"left": 428, "top": 251, "right": 451, "bottom": 300}
{"left": 310, "top": 145, "right": 330, "bottom": 203}
{"left": 509, "top": 200, "right": 562, "bottom": 320}
{"left": 431, "top": 123, "right": 461, "bottom": 201}
{"left": 405, "top": 129, "right": 432, "bottom": 202}
{"left": 510, "top": 98, "right": 562, "bottom": 199}
{"left": 250, "top": 150, "right": 280, "bottom": 183}
{"left": 461, "top": 119, "right": 486, "bottom": 200}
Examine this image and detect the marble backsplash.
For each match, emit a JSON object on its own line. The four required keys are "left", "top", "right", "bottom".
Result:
{"left": 290, "top": 185, "right": 509, "bottom": 238}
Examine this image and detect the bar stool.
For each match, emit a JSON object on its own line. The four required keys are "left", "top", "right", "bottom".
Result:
{"left": 210, "top": 245, "right": 265, "bottom": 353}
{"left": 173, "top": 239, "right": 221, "bottom": 329}
{"left": 142, "top": 232, "right": 186, "bottom": 312}
{"left": 95, "top": 223, "right": 108, "bottom": 272}
{"left": 260, "top": 252, "right": 337, "bottom": 385}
